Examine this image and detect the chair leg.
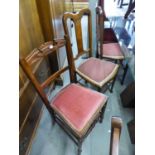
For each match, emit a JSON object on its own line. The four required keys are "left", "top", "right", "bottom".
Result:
{"left": 84, "top": 80, "right": 88, "bottom": 84}
{"left": 97, "top": 87, "right": 102, "bottom": 92}
{"left": 77, "top": 140, "right": 82, "bottom": 155}
{"left": 74, "top": 73, "right": 78, "bottom": 83}
{"left": 99, "top": 106, "right": 105, "bottom": 123}
{"left": 121, "top": 64, "right": 128, "bottom": 85}
{"left": 96, "top": 50, "right": 99, "bottom": 58}
{"left": 110, "top": 76, "right": 117, "bottom": 93}
{"left": 52, "top": 111, "right": 56, "bottom": 126}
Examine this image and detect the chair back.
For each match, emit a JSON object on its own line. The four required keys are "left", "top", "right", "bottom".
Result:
{"left": 63, "top": 8, "right": 92, "bottom": 60}
{"left": 110, "top": 117, "right": 122, "bottom": 155}
{"left": 19, "top": 39, "right": 73, "bottom": 114}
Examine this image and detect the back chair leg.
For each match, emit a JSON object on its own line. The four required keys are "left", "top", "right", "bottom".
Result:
{"left": 99, "top": 101, "right": 107, "bottom": 123}
{"left": 84, "top": 80, "right": 88, "bottom": 85}
{"left": 110, "top": 76, "right": 117, "bottom": 93}
{"left": 97, "top": 87, "right": 102, "bottom": 92}
{"left": 77, "top": 139, "right": 82, "bottom": 155}
{"left": 51, "top": 111, "right": 56, "bottom": 126}
{"left": 96, "top": 49, "right": 99, "bottom": 58}
{"left": 99, "top": 106, "right": 105, "bottom": 123}
{"left": 121, "top": 64, "right": 128, "bottom": 85}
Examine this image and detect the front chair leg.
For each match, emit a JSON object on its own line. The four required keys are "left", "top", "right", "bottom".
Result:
{"left": 77, "top": 139, "right": 82, "bottom": 155}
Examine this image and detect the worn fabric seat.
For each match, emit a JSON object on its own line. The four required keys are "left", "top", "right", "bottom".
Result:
{"left": 51, "top": 83, "right": 108, "bottom": 137}
{"left": 76, "top": 57, "right": 119, "bottom": 88}
{"left": 102, "top": 43, "right": 124, "bottom": 60}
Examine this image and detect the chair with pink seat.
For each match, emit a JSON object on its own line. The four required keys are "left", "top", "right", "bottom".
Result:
{"left": 63, "top": 8, "right": 119, "bottom": 92}
{"left": 20, "top": 39, "right": 108, "bottom": 155}
{"left": 96, "top": 6, "right": 129, "bottom": 85}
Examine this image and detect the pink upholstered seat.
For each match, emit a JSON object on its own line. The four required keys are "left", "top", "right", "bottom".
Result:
{"left": 51, "top": 83, "right": 107, "bottom": 137}
{"left": 102, "top": 43, "right": 124, "bottom": 60}
{"left": 76, "top": 57, "right": 119, "bottom": 88}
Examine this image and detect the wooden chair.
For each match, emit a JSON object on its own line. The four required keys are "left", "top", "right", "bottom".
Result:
{"left": 63, "top": 8, "right": 119, "bottom": 93}
{"left": 96, "top": 6, "right": 128, "bottom": 85}
{"left": 19, "top": 39, "right": 108, "bottom": 155}
{"left": 110, "top": 117, "right": 122, "bottom": 155}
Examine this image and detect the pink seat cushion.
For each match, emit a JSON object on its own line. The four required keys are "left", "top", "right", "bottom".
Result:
{"left": 102, "top": 43, "right": 124, "bottom": 59}
{"left": 77, "top": 57, "right": 119, "bottom": 87}
{"left": 51, "top": 83, "right": 107, "bottom": 137}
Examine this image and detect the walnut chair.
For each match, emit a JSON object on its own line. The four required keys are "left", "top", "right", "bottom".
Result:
{"left": 62, "top": 8, "right": 119, "bottom": 93}
{"left": 19, "top": 39, "right": 108, "bottom": 155}
{"left": 96, "top": 6, "right": 129, "bottom": 85}
{"left": 110, "top": 117, "right": 122, "bottom": 155}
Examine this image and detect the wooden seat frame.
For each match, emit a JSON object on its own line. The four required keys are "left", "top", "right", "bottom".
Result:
{"left": 96, "top": 6, "right": 129, "bottom": 85}
{"left": 63, "top": 8, "right": 119, "bottom": 92}
{"left": 19, "top": 39, "right": 107, "bottom": 155}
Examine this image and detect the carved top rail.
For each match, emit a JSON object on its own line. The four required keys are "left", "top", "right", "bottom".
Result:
{"left": 25, "top": 39, "right": 66, "bottom": 66}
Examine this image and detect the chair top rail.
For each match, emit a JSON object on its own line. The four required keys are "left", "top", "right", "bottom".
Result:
{"left": 25, "top": 39, "right": 66, "bottom": 66}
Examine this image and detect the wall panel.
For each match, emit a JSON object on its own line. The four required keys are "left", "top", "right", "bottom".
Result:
{"left": 19, "top": 0, "right": 44, "bottom": 57}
